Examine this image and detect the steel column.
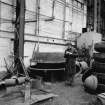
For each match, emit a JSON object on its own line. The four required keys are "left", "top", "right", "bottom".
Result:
{"left": 94, "top": 0, "right": 97, "bottom": 32}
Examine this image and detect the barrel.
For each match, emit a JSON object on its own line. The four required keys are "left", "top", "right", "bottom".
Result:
{"left": 96, "top": 84, "right": 105, "bottom": 94}
{"left": 93, "top": 53, "right": 105, "bottom": 63}
{"left": 17, "top": 77, "right": 26, "bottom": 84}
{"left": 97, "top": 73, "right": 105, "bottom": 85}
{"left": 94, "top": 41, "right": 105, "bottom": 53}
{"left": 5, "top": 79, "right": 16, "bottom": 86}
{"left": 92, "top": 61, "right": 105, "bottom": 73}
{"left": 31, "top": 78, "right": 43, "bottom": 89}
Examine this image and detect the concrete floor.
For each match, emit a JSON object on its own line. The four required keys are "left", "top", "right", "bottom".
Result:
{"left": 0, "top": 75, "right": 97, "bottom": 105}
{"left": 46, "top": 75, "right": 96, "bottom": 105}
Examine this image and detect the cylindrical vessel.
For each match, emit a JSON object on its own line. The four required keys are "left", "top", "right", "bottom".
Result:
{"left": 31, "top": 78, "right": 42, "bottom": 89}
{"left": 94, "top": 41, "right": 105, "bottom": 53}
{"left": 17, "top": 77, "right": 26, "bottom": 84}
{"left": 93, "top": 53, "right": 105, "bottom": 63}
{"left": 92, "top": 61, "right": 105, "bottom": 73}
{"left": 5, "top": 79, "right": 16, "bottom": 86}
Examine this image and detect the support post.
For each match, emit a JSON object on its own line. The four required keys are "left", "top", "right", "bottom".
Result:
{"left": 62, "top": 0, "right": 66, "bottom": 39}
{"left": 19, "top": 0, "right": 25, "bottom": 58}
{"left": 94, "top": 0, "right": 97, "bottom": 32}
{"left": 14, "top": 0, "right": 25, "bottom": 60}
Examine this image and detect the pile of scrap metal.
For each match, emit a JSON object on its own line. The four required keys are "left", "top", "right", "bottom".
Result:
{"left": 0, "top": 76, "right": 27, "bottom": 90}
{"left": 87, "top": 93, "right": 105, "bottom": 105}
{"left": 0, "top": 57, "right": 58, "bottom": 105}
{"left": 0, "top": 57, "right": 29, "bottom": 90}
{"left": 82, "top": 41, "right": 105, "bottom": 94}
{"left": 29, "top": 52, "right": 65, "bottom": 70}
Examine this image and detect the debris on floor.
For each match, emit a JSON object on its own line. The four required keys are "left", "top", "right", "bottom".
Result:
{"left": 0, "top": 75, "right": 97, "bottom": 105}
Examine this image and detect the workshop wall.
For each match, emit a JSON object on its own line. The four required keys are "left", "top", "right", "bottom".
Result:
{"left": 25, "top": 0, "right": 87, "bottom": 39}
{"left": 77, "top": 32, "right": 102, "bottom": 49}
{"left": 0, "top": 0, "right": 87, "bottom": 71}
{"left": 0, "top": 0, "right": 15, "bottom": 71}
{"left": 24, "top": 0, "right": 87, "bottom": 66}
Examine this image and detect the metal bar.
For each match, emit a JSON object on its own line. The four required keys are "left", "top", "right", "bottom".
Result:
{"left": 94, "top": 0, "right": 97, "bottom": 32}
{"left": 97, "top": 0, "right": 101, "bottom": 33}
{"left": 28, "top": 67, "right": 65, "bottom": 71}
{"left": 52, "top": 0, "right": 55, "bottom": 18}
{"left": 62, "top": 0, "right": 66, "bottom": 39}
{"left": 35, "top": 0, "right": 38, "bottom": 36}
{"left": 19, "top": 57, "right": 29, "bottom": 78}
{"left": 4, "top": 58, "right": 14, "bottom": 74}
{"left": 37, "top": 0, "right": 40, "bottom": 35}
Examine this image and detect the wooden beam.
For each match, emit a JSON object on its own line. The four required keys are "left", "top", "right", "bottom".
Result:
{"left": 30, "top": 93, "right": 58, "bottom": 104}
{"left": 16, "top": 93, "right": 58, "bottom": 105}
{"left": 19, "top": 0, "right": 25, "bottom": 58}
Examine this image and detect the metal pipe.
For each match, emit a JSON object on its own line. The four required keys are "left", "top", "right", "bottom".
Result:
{"left": 0, "top": 77, "right": 26, "bottom": 88}
{"left": 62, "top": 0, "right": 66, "bottom": 39}
{"left": 94, "top": 0, "right": 97, "bottom": 32}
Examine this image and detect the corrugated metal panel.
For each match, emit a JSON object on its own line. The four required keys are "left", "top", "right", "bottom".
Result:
{"left": 1, "top": 2, "right": 15, "bottom": 19}
{"left": 0, "top": 0, "right": 15, "bottom": 32}
{"left": 0, "top": 23, "right": 14, "bottom": 32}
{"left": 0, "top": 38, "right": 13, "bottom": 71}
{"left": 26, "top": 0, "right": 36, "bottom": 12}
{"left": 40, "top": 0, "right": 53, "bottom": 17}
{"left": 39, "top": 0, "right": 64, "bottom": 38}
{"left": 25, "top": 0, "right": 87, "bottom": 39}
{"left": 0, "top": 0, "right": 87, "bottom": 68}
{"left": 77, "top": 32, "right": 102, "bottom": 48}
{"left": 0, "top": 0, "right": 14, "bottom": 71}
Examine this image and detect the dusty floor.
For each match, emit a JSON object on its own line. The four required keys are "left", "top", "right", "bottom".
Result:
{"left": 41, "top": 75, "right": 96, "bottom": 105}
{"left": 0, "top": 75, "right": 96, "bottom": 105}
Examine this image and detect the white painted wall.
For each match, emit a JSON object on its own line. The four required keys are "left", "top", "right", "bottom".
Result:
{"left": 25, "top": 0, "right": 87, "bottom": 39}
{"left": 0, "top": 0, "right": 15, "bottom": 71}
{"left": 0, "top": 38, "right": 13, "bottom": 71}
{"left": 0, "top": 0, "right": 87, "bottom": 69}
{"left": 77, "top": 32, "right": 102, "bottom": 49}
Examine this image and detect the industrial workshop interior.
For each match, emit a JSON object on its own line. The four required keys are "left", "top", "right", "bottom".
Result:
{"left": 1, "top": 0, "right": 105, "bottom": 105}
